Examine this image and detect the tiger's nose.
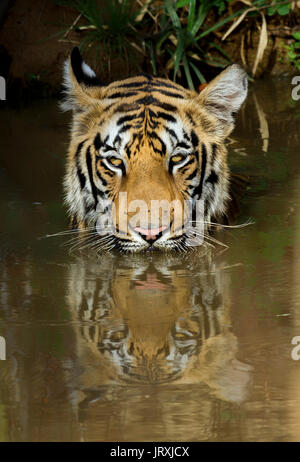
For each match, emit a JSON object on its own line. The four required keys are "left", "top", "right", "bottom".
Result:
{"left": 134, "top": 225, "right": 167, "bottom": 241}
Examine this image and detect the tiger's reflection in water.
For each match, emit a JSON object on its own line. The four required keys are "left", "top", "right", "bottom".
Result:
{"left": 67, "top": 251, "right": 252, "bottom": 409}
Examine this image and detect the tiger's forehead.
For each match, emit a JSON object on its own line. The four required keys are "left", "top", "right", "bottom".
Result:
{"left": 99, "top": 108, "right": 193, "bottom": 158}
{"left": 95, "top": 75, "right": 197, "bottom": 157}
{"left": 102, "top": 74, "right": 191, "bottom": 99}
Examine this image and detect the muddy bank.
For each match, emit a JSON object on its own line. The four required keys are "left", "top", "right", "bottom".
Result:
{"left": 0, "top": 0, "right": 299, "bottom": 102}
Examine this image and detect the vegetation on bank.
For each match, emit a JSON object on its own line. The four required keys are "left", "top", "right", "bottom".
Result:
{"left": 54, "top": 0, "right": 300, "bottom": 88}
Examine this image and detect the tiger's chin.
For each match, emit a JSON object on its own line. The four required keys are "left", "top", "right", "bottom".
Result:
{"left": 101, "top": 234, "right": 193, "bottom": 253}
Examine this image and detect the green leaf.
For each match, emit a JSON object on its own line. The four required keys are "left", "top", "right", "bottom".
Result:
{"left": 146, "top": 41, "right": 157, "bottom": 75}
{"left": 176, "top": 0, "right": 189, "bottom": 7}
{"left": 196, "top": 0, "right": 270, "bottom": 40}
{"left": 292, "top": 32, "right": 300, "bottom": 41}
{"left": 208, "top": 41, "right": 232, "bottom": 62}
{"left": 191, "top": 3, "right": 208, "bottom": 37}
{"left": 267, "top": 6, "right": 276, "bottom": 16}
{"left": 173, "top": 31, "right": 185, "bottom": 79}
{"left": 196, "top": 6, "right": 247, "bottom": 39}
{"left": 217, "top": 1, "right": 226, "bottom": 15}
{"left": 165, "top": 0, "right": 182, "bottom": 31}
{"left": 187, "top": 0, "right": 196, "bottom": 33}
{"left": 182, "top": 53, "right": 195, "bottom": 90}
{"left": 28, "top": 73, "right": 38, "bottom": 81}
{"left": 189, "top": 61, "right": 206, "bottom": 84}
{"left": 277, "top": 4, "right": 291, "bottom": 16}
{"left": 288, "top": 50, "right": 297, "bottom": 59}
{"left": 156, "top": 29, "right": 172, "bottom": 55}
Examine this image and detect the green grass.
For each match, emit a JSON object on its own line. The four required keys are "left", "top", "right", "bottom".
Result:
{"left": 55, "top": 0, "right": 148, "bottom": 73}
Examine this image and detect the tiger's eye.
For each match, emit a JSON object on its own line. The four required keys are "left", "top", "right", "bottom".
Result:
{"left": 171, "top": 154, "right": 185, "bottom": 163}
{"left": 111, "top": 331, "right": 126, "bottom": 341}
{"left": 174, "top": 332, "right": 187, "bottom": 340}
{"left": 109, "top": 157, "right": 122, "bottom": 166}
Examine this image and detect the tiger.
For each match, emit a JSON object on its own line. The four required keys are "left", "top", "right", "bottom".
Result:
{"left": 67, "top": 251, "right": 253, "bottom": 408}
{"left": 62, "top": 47, "right": 248, "bottom": 252}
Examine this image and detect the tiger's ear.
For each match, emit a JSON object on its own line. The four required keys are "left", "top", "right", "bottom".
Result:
{"left": 61, "top": 47, "right": 103, "bottom": 111}
{"left": 197, "top": 64, "right": 248, "bottom": 136}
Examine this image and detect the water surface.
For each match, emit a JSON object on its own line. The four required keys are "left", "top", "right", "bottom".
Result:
{"left": 0, "top": 79, "right": 300, "bottom": 441}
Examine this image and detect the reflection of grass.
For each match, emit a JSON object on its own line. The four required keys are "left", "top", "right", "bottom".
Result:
{"left": 220, "top": 407, "right": 238, "bottom": 423}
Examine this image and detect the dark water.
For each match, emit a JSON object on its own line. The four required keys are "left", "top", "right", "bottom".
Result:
{"left": 0, "top": 79, "right": 300, "bottom": 442}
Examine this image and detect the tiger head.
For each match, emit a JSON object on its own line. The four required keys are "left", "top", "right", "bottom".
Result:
{"left": 62, "top": 48, "right": 247, "bottom": 252}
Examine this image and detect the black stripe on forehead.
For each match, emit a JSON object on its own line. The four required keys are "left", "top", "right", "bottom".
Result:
{"left": 124, "top": 132, "right": 143, "bottom": 159}
{"left": 155, "top": 111, "right": 176, "bottom": 123}
{"left": 165, "top": 126, "right": 178, "bottom": 142}
{"left": 152, "top": 79, "right": 184, "bottom": 91}
{"left": 108, "top": 91, "right": 138, "bottom": 99}
{"left": 113, "top": 134, "right": 121, "bottom": 147}
{"left": 117, "top": 114, "right": 139, "bottom": 125}
{"left": 153, "top": 101, "right": 177, "bottom": 112}
{"left": 113, "top": 81, "right": 148, "bottom": 90}
{"left": 134, "top": 95, "right": 156, "bottom": 105}
{"left": 148, "top": 131, "right": 166, "bottom": 156}
{"left": 153, "top": 89, "right": 184, "bottom": 99}
{"left": 176, "top": 141, "right": 190, "bottom": 150}
{"left": 102, "top": 144, "right": 115, "bottom": 153}
{"left": 111, "top": 75, "right": 184, "bottom": 93}
{"left": 117, "top": 124, "right": 133, "bottom": 136}
{"left": 109, "top": 99, "right": 178, "bottom": 118}
{"left": 133, "top": 95, "right": 178, "bottom": 113}
{"left": 182, "top": 129, "right": 189, "bottom": 141}
{"left": 114, "top": 103, "right": 140, "bottom": 113}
